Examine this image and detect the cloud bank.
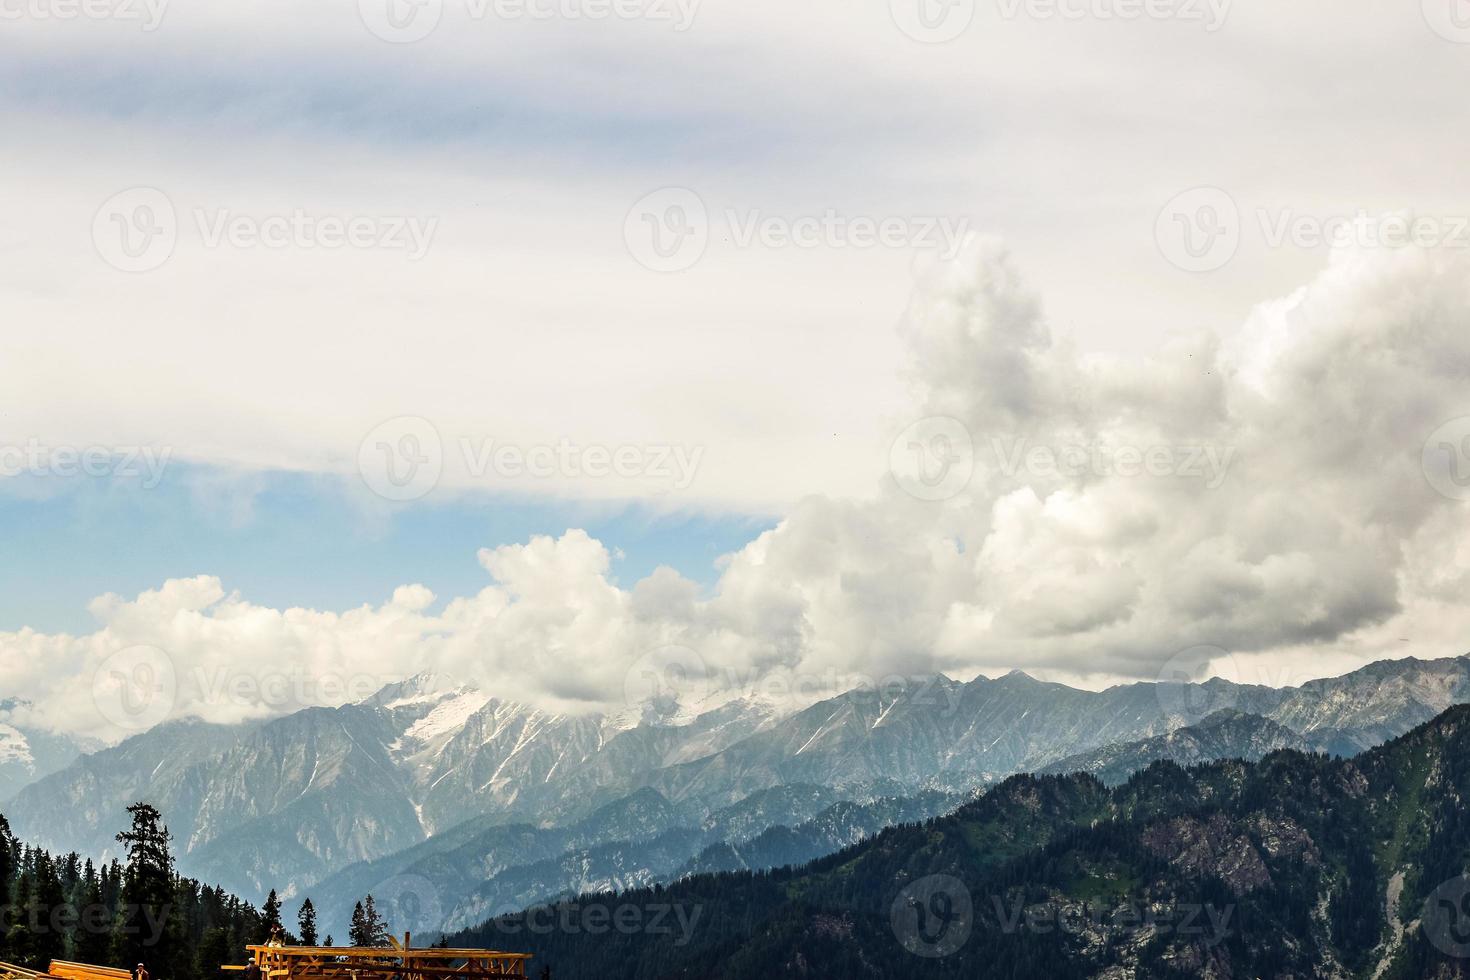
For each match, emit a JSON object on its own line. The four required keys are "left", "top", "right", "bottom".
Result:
{"left": 6, "top": 238, "right": 1470, "bottom": 742}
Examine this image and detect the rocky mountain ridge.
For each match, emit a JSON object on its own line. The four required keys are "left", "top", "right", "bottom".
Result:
{"left": 6, "top": 653, "right": 1469, "bottom": 915}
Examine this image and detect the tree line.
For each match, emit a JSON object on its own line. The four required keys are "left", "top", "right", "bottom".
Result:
{"left": 0, "top": 804, "right": 404, "bottom": 980}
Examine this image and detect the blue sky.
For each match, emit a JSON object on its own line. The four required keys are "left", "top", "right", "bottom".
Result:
{"left": 0, "top": 466, "right": 773, "bottom": 634}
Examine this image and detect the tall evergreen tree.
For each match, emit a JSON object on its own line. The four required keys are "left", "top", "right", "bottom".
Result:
{"left": 297, "top": 899, "right": 318, "bottom": 947}
{"left": 33, "top": 851, "right": 69, "bottom": 968}
{"left": 111, "top": 803, "right": 178, "bottom": 973}
{"left": 75, "top": 872, "right": 114, "bottom": 966}
{"left": 361, "top": 895, "right": 389, "bottom": 947}
{"left": 348, "top": 902, "right": 369, "bottom": 948}
{"left": 261, "top": 890, "right": 283, "bottom": 939}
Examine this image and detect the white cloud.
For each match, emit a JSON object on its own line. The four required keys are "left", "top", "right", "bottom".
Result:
{"left": 8, "top": 239, "right": 1470, "bottom": 741}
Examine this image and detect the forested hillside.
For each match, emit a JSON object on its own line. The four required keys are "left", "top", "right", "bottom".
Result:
{"left": 450, "top": 705, "right": 1470, "bottom": 979}
{"left": 0, "top": 805, "right": 264, "bottom": 980}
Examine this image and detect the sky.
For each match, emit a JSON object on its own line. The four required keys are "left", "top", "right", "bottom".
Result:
{"left": 4, "top": 0, "right": 1470, "bottom": 741}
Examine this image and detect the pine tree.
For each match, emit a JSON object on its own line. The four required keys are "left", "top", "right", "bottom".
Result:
{"left": 262, "top": 890, "right": 283, "bottom": 939}
{"left": 75, "top": 872, "right": 113, "bottom": 966}
{"left": 297, "top": 899, "right": 318, "bottom": 947}
{"left": 10, "top": 867, "right": 39, "bottom": 968}
{"left": 33, "top": 851, "right": 69, "bottom": 968}
{"left": 348, "top": 902, "right": 369, "bottom": 948}
{"left": 362, "top": 895, "right": 389, "bottom": 947}
{"left": 112, "top": 803, "right": 177, "bottom": 973}
{"left": 195, "top": 927, "right": 232, "bottom": 980}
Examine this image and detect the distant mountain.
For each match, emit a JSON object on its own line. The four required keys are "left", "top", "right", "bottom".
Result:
{"left": 3, "top": 676, "right": 810, "bottom": 903}
{"left": 0, "top": 700, "right": 96, "bottom": 799}
{"left": 455, "top": 704, "right": 1470, "bottom": 980}
{"left": 678, "top": 789, "right": 970, "bottom": 877}
{"left": 8, "top": 654, "right": 1470, "bottom": 918}
{"left": 1038, "top": 709, "right": 1336, "bottom": 786}
{"left": 297, "top": 781, "right": 968, "bottom": 941}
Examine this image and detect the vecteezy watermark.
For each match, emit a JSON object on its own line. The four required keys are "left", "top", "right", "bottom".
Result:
{"left": 359, "top": 416, "right": 445, "bottom": 502}
{"left": 370, "top": 875, "right": 444, "bottom": 934}
{"left": 889, "top": 417, "right": 975, "bottom": 502}
{"left": 1423, "top": 0, "right": 1470, "bottom": 43}
{"left": 93, "top": 650, "right": 399, "bottom": 734}
{"left": 621, "top": 647, "right": 967, "bottom": 719}
{"left": 93, "top": 188, "right": 178, "bottom": 273}
{"left": 624, "top": 645, "right": 712, "bottom": 714}
{"left": 0, "top": 0, "right": 168, "bottom": 30}
{"left": 1156, "top": 186, "right": 1240, "bottom": 273}
{"left": 0, "top": 440, "right": 173, "bottom": 488}
{"left": 358, "top": 0, "right": 698, "bottom": 43}
{"left": 1423, "top": 417, "right": 1470, "bottom": 502}
{"left": 889, "top": 420, "right": 1237, "bottom": 502}
{"left": 889, "top": 0, "right": 976, "bottom": 43}
{"left": 623, "top": 188, "right": 971, "bottom": 273}
{"left": 892, "top": 875, "right": 973, "bottom": 958}
{"left": 989, "top": 895, "right": 1234, "bottom": 945}
{"left": 996, "top": 0, "right": 1229, "bottom": 29}
{"left": 92, "top": 645, "right": 179, "bottom": 733}
{"left": 988, "top": 435, "right": 1237, "bottom": 489}
{"left": 189, "top": 665, "right": 389, "bottom": 711}
{"left": 1158, "top": 190, "right": 1470, "bottom": 273}
{"left": 0, "top": 901, "right": 173, "bottom": 946}
{"left": 483, "top": 902, "right": 704, "bottom": 945}
{"left": 92, "top": 188, "right": 438, "bottom": 273}
{"left": 357, "top": 416, "right": 705, "bottom": 502}
{"left": 1423, "top": 875, "right": 1470, "bottom": 958}
{"left": 1257, "top": 209, "right": 1470, "bottom": 252}
{"left": 460, "top": 438, "right": 703, "bottom": 490}
{"left": 1154, "top": 644, "right": 1317, "bottom": 727}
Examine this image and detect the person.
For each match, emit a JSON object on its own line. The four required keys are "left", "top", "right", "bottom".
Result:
{"left": 134, "top": 964, "right": 150, "bottom": 980}
{"left": 244, "top": 961, "right": 262, "bottom": 980}
{"left": 267, "top": 925, "right": 285, "bottom": 948}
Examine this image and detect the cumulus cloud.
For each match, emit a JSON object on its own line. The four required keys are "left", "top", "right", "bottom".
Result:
{"left": 6, "top": 240, "right": 1470, "bottom": 742}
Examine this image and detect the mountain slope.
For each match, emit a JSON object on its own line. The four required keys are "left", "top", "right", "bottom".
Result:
{"left": 10, "top": 654, "right": 1470, "bottom": 912}
{"left": 452, "top": 704, "right": 1470, "bottom": 979}
{"left": 1038, "top": 708, "right": 1328, "bottom": 786}
{"left": 0, "top": 705, "right": 95, "bottom": 800}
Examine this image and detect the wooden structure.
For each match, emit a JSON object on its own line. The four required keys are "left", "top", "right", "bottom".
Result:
{"left": 48, "top": 965, "right": 130, "bottom": 980}
{"left": 0, "top": 961, "right": 129, "bottom": 980}
{"left": 231, "top": 938, "right": 530, "bottom": 980}
{"left": 0, "top": 963, "right": 59, "bottom": 980}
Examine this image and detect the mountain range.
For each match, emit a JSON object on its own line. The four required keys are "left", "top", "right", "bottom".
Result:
{"left": 452, "top": 703, "right": 1470, "bottom": 979}
{"left": 4, "top": 653, "right": 1470, "bottom": 943}
{"left": 0, "top": 699, "right": 95, "bottom": 799}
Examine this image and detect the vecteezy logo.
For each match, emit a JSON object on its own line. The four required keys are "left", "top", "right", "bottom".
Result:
{"left": 92, "top": 188, "right": 177, "bottom": 273}
{"left": 1155, "top": 644, "right": 1237, "bottom": 726}
{"left": 1155, "top": 186, "right": 1240, "bottom": 273}
{"left": 92, "top": 645, "right": 178, "bottom": 733}
{"left": 891, "top": 875, "right": 973, "bottom": 958}
{"left": 623, "top": 188, "right": 709, "bottom": 272}
{"left": 889, "top": 0, "right": 975, "bottom": 42}
{"left": 1424, "top": 875, "right": 1470, "bottom": 958}
{"left": 623, "top": 645, "right": 711, "bottom": 720}
{"left": 889, "top": 417, "right": 974, "bottom": 501}
{"left": 1424, "top": 0, "right": 1470, "bottom": 42}
{"left": 358, "top": 0, "right": 443, "bottom": 42}
{"left": 373, "top": 874, "right": 444, "bottom": 933}
{"left": 1422, "top": 417, "right": 1470, "bottom": 501}
{"left": 358, "top": 416, "right": 444, "bottom": 501}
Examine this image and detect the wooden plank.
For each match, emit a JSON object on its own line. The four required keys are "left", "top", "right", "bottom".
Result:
{"left": 49, "top": 962, "right": 132, "bottom": 980}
